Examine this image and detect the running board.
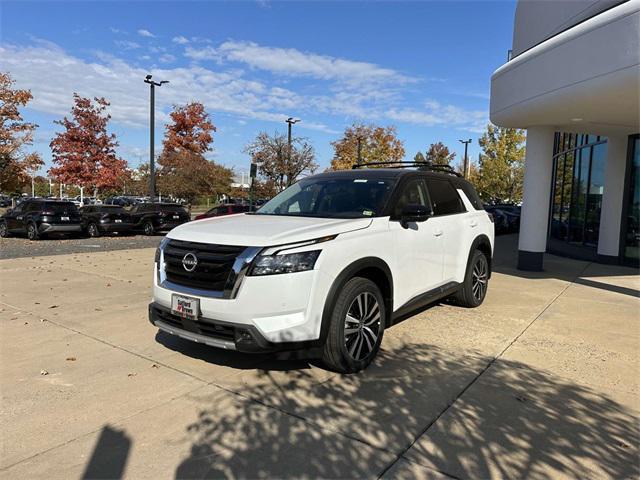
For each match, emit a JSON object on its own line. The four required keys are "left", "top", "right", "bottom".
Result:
{"left": 391, "top": 281, "right": 460, "bottom": 323}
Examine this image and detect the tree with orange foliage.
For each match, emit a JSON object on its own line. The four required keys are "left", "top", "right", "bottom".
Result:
{"left": 158, "top": 102, "right": 231, "bottom": 203}
{"left": 0, "top": 72, "right": 43, "bottom": 193}
{"left": 330, "top": 123, "right": 405, "bottom": 170}
{"left": 49, "top": 94, "right": 127, "bottom": 195}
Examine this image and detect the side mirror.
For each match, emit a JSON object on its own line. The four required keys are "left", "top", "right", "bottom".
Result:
{"left": 401, "top": 203, "right": 431, "bottom": 227}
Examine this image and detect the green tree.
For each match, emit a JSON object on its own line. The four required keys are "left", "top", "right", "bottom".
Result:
{"left": 330, "top": 123, "right": 404, "bottom": 170}
{"left": 476, "top": 124, "right": 526, "bottom": 203}
{"left": 413, "top": 151, "right": 426, "bottom": 163}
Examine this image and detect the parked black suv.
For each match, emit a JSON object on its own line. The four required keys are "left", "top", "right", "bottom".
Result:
{"left": 0, "top": 199, "right": 82, "bottom": 240}
{"left": 81, "top": 205, "right": 134, "bottom": 237}
{"left": 128, "top": 203, "right": 190, "bottom": 235}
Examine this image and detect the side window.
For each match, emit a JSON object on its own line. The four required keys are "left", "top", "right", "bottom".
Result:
{"left": 457, "top": 181, "right": 484, "bottom": 210}
{"left": 393, "top": 179, "right": 430, "bottom": 218}
{"left": 25, "top": 202, "right": 39, "bottom": 213}
{"left": 426, "top": 178, "right": 465, "bottom": 216}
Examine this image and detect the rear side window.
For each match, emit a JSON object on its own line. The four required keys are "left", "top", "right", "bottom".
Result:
{"left": 44, "top": 202, "right": 79, "bottom": 214}
{"left": 456, "top": 181, "right": 484, "bottom": 210}
{"left": 161, "top": 204, "right": 186, "bottom": 213}
{"left": 426, "top": 179, "right": 465, "bottom": 216}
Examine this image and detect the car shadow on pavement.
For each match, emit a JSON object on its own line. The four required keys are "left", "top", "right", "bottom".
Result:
{"left": 173, "top": 343, "right": 639, "bottom": 479}
{"left": 155, "top": 330, "right": 316, "bottom": 371}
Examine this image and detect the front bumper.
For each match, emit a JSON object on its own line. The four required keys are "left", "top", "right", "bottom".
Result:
{"left": 39, "top": 223, "right": 82, "bottom": 234}
{"left": 149, "top": 303, "right": 319, "bottom": 354}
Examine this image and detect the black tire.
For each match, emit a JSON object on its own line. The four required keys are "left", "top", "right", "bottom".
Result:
{"left": 321, "top": 277, "right": 386, "bottom": 374}
{"left": 143, "top": 220, "right": 154, "bottom": 236}
{"left": 27, "top": 222, "right": 40, "bottom": 241}
{"left": 452, "top": 249, "right": 489, "bottom": 308}
{"left": 87, "top": 222, "right": 101, "bottom": 238}
{"left": 0, "top": 221, "right": 8, "bottom": 238}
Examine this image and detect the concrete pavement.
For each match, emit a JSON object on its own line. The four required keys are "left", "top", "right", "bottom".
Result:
{"left": 1, "top": 235, "right": 638, "bottom": 479}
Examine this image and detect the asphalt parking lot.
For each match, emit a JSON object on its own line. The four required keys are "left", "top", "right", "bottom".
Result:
{"left": 0, "top": 234, "right": 163, "bottom": 260}
{"left": 1, "top": 235, "right": 638, "bottom": 479}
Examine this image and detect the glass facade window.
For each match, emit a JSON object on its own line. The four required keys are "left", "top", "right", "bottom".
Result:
{"left": 623, "top": 136, "right": 640, "bottom": 264}
{"left": 549, "top": 133, "right": 607, "bottom": 253}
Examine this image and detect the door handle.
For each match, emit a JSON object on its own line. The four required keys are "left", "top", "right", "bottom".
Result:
{"left": 434, "top": 229, "right": 443, "bottom": 237}
{"left": 470, "top": 220, "right": 478, "bottom": 228}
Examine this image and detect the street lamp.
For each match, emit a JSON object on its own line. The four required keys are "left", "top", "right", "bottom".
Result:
{"left": 459, "top": 138, "right": 472, "bottom": 178}
{"left": 285, "top": 117, "right": 300, "bottom": 189}
{"left": 143, "top": 74, "right": 169, "bottom": 202}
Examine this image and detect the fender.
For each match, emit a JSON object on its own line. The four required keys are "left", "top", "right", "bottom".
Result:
{"left": 466, "top": 234, "right": 493, "bottom": 279}
{"left": 319, "top": 257, "right": 393, "bottom": 344}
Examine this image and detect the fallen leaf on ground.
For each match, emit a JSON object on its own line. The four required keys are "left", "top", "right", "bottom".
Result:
{"left": 49, "top": 305, "right": 59, "bottom": 309}
{"left": 127, "top": 373, "right": 137, "bottom": 377}
{"left": 40, "top": 370, "right": 49, "bottom": 375}
{"left": 66, "top": 357, "right": 76, "bottom": 361}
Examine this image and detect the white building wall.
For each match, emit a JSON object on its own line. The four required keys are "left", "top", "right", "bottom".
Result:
{"left": 597, "top": 136, "right": 630, "bottom": 258}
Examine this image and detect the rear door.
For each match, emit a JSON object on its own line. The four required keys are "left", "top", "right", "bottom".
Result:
{"left": 389, "top": 177, "right": 445, "bottom": 304}
{"left": 425, "top": 177, "right": 468, "bottom": 283}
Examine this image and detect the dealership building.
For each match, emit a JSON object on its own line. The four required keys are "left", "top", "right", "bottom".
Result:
{"left": 490, "top": 0, "right": 639, "bottom": 270}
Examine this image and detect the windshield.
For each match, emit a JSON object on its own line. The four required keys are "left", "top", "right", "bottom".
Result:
{"left": 256, "top": 177, "right": 396, "bottom": 219}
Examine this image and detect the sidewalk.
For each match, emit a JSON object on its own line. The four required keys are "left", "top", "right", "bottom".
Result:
{"left": 1, "top": 235, "right": 638, "bottom": 479}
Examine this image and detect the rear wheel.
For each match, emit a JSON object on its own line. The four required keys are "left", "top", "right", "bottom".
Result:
{"left": 0, "top": 221, "right": 8, "bottom": 238}
{"left": 452, "top": 249, "right": 489, "bottom": 307}
{"left": 27, "top": 222, "right": 39, "bottom": 241}
{"left": 143, "top": 220, "right": 154, "bottom": 236}
{"left": 322, "top": 277, "right": 385, "bottom": 373}
{"left": 87, "top": 222, "right": 100, "bottom": 238}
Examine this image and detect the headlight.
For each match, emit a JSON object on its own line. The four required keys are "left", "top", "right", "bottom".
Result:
{"left": 249, "top": 250, "right": 321, "bottom": 276}
{"left": 155, "top": 237, "right": 169, "bottom": 264}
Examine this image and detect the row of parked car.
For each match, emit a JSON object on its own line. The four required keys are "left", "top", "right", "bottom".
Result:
{"left": 484, "top": 204, "right": 521, "bottom": 234}
{"left": 0, "top": 198, "right": 263, "bottom": 240}
{"left": 0, "top": 199, "right": 191, "bottom": 240}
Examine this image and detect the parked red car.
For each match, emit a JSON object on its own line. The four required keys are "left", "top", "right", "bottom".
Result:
{"left": 194, "top": 204, "right": 253, "bottom": 220}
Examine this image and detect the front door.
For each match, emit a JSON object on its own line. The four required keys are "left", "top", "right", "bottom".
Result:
{"left": 389, "top": 177, "right": 444, "bottom": 307}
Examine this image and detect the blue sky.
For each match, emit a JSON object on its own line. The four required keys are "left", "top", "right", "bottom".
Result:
{"left": 2, "top": 0, "right": 516, "bottom": 176}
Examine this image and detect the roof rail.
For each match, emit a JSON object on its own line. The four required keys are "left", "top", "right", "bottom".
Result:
{"left": 351, "top": 161, "right": 462, "bottom": 177}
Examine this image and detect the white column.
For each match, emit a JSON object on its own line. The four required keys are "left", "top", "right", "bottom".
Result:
{"left": 597, "top": 135, "right": 628, "bottom": 259}
{"left": 518, "top": 126, "right": 556, "bottom": 271}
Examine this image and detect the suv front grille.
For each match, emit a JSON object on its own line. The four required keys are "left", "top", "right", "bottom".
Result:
{"left": 163, "top": 239, "right": 246, "bottom": 291}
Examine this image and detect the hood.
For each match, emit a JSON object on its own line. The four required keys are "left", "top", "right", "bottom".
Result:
{"left": 167, "top": 213, "right": 372, "bottom": 247}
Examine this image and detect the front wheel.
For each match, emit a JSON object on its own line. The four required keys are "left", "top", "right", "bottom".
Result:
{"left": 87, "top": 222, "right": 101, "bottom": 238}
{"left": 0, "top": 221, "right": 8, "bottom": 238}
{"left": 27, "top": 222, "right": 40, "bottom": 241}
{"left": 451, "top": 249, "right": 489, "bottom": 308}
{"left": 143, "top": 220, "right": 154, "bottom": 236}
{"left": 322, "top": 277, "right": 386, "bottom": 373}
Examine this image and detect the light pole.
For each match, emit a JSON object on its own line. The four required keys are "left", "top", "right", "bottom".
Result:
{"left": 144, "top": 74, "right": 169, "bottom": 202}
{"left": 285, "top": 117, "right": 300, "bottom": 189}
{"left": 459, "top": 138, "right": 472, "bottom": 178}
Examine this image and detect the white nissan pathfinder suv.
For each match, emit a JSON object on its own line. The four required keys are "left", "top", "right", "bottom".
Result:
{"left": 149, "top": 163, "right": 494, "bottom": 373}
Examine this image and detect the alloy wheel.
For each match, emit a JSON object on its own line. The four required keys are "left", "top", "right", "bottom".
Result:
{"left": 144, "top": 222, "right": 153, "bottom": 235}
{"left": 88, "top": 223, "right": 98, "bottom": 237}
{"left": 344, "top": 292, "right": 381, "bottom": 361}
{"left": 472, "top": 255, "right": 488, "bottom": 302}
{"left": 0, "top": 222, "right": 6, "bottom": 237}
{"left": 27, "top": 224, "right": 37, "bottom": 240}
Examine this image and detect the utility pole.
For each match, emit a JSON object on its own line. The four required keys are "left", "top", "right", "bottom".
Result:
{"left": 459, "top": 139, "right": 472, "bottom": 178}
{"left": 144, "top": 74, "right": 169, "bottom": 203}
{"left": 285, "top": 117, "right": 300, "bottom": 190}
{"left": 357, "top": 137, "right": 362, "bottom": 165}
{"left": 31, "top": 175, "right": 35, "bottom": 197}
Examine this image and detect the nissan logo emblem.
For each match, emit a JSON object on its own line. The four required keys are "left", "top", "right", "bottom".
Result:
{"left": 182, "top": 252, "right": 198, "bottom": 272}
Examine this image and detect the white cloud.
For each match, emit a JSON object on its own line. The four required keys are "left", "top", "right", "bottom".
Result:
{"left": 172, "top": 36, "right": 189, "bottom": 45}
{"left": 159, "top": 53, "right": 176, "bottom": 64}
{"left": 115, "top": 40, "right": 141, "bottom": 50}
{"left": 1, "top": 39, "right": 486, "bottom": 140}
{"left": 386, "top": 100, "right": 488, "bottom": 133}
{"left": 137, "top": 29, "right": 155, "bottom": 38}
{"left": 186, "top": 40, "right": 414, "bottom": 87}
